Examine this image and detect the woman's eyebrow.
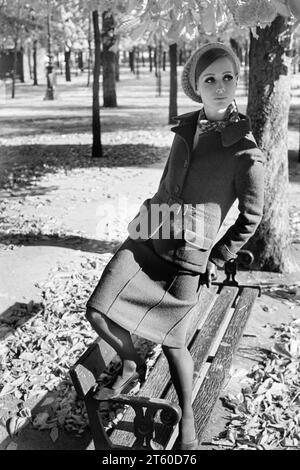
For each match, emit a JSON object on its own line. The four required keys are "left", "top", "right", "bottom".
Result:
{"left": 202, "top": 71, "right": 233, "bottom": 77}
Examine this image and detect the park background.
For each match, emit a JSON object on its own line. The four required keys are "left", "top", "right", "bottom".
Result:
{"left": 0, "top": 0, "right": 300, "bottom": 451}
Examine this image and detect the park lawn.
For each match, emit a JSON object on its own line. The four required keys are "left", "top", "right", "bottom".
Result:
{"left": 0, "top": 67, "right": 299, "bottom": 450}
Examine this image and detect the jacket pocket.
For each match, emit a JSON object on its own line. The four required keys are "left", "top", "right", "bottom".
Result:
{"left": 183, "top": 228, "right": 213, "bottom": 250}
{"left": 127, "top": 198, "right": 152, "bottom": 242}
{"left": 127, "top": 193, "right": 166, "bottom": 242}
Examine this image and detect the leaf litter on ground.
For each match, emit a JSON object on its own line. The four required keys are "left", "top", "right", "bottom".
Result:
{"left": 0, "top": 254, "right": 161, "bottom": 440}
{"left": 214, "top": 320, "right": 300, "bottom": 450}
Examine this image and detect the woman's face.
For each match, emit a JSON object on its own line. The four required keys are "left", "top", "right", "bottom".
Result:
{"left": 196, "top": 57, "right": 238, "bottom": 118}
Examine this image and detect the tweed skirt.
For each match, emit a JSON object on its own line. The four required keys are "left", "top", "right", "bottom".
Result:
{"left": 86, "top": 236, "right": 205, "bottom": 348}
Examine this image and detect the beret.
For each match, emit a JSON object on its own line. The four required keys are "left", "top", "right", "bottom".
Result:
{"left": 181, "top": 42, "right": 240, "bottom": 103}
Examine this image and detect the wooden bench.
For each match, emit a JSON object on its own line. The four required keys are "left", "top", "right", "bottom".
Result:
{"left": 69, "top": 251, "right": 261, "bottom": 450}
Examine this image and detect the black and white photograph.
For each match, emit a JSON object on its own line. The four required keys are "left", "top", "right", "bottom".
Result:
{"left": 0, "top": 0, "right": 300, "bottom": 455}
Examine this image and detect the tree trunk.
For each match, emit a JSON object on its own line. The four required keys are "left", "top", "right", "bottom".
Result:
{"left": 163, "top": 50, "right": 166, "bottom": 71}
{"left": 115, "top": 50, "right": 120, "bottom": 82}
{"left": 148, "top": 45, "right": 153, "bottom": 72}
{"left": 78, "top": 51, "right": 83, "bottom": 71}
{"left": 92, "top": 10, "right": 102, "bottom": 158}
{"left": 87, "top": 11, "right": 92, "bottom": 87}
{"left": 65, "top": 49, "right": 71, "bottom": 82}
{"left": 156, "top": 41, "right": 162, "bottom": 96}
{"left": 179, "top": 48, "right": 183, "bottom": 66}
{"left": 11, "top": 38, "right": 18, "bottom": 98}
{"left": 44, "top": 0, "right": 55, "bottom": 100}
{"left": 20, "top": 46, "right": 24, "bottom": 82}
{"left": 245, "top": 16, "right": 297, "bottom": 273}
{"left": 102, "top": 10, "right": 117, "bottom": 107}
{"left": 129, "top": 50, "right": 135, "bottom": 72}
{"left": 27, "top": 44, "right": 32, "bottom": 80}
{"left": 33, "top": 39, "right": 38, "bottom": 85}
{"left": 135, "top": 47, "right": 140, "bottom": 79}
{"left": 168, "top": 43, "right": 178, "bottom": 124}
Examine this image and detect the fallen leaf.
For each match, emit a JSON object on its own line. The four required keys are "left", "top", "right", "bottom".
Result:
{"left": 6, "top": 442, "right": 18, "bottom": 450}
{"left": 41, "top": 396, "right": 55, "bottom": 407}
{"left": 0, "top": 374, "right": 26, "bottom": 397}
{"left": 19, "top": 352, "right": 36, "bottom": 362}
{"left": 32, "top": 412, "right": 50, "bottom": 429}
{"left": 50, "top": 426, "right": 59, "bottom": 442}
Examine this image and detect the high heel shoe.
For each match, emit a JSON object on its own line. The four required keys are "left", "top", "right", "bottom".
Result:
{"left": 94, "top": 363, "right": 147, "bottom": 401}
{"left": 176, "top": 437, "right": 199, "bottom": 451}
{"left": 173, "top": 433, "right": 199, "bottom": 451}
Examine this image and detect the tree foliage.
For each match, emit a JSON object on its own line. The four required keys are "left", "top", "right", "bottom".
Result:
{"left": 114, "top": 0, "right": 299, "bottom": 44}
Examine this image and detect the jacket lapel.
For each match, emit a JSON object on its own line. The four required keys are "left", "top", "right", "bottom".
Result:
{"left": 170, "top": 110, "right": 252, "bottom": 149}
{"left": 221, "top": 115, "right": 252, "bottom": 147}
{"left": 170, "top": 110, "right": 200, "bottom": 152}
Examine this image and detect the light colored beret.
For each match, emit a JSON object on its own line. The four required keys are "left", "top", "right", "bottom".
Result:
{"left": 181, "top": 42, "right": 241, "bottom": 103}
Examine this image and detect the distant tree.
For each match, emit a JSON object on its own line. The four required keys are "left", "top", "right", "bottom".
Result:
{"left": 0, "top": 0, "right": 32, "bottom": 97}
{"left": 92, "top": 9, "right": 102, "bottom": 158}
{"left": 102, "top": 10, "right": 117, "bottom": 107}
{"left": 169, "top": 42, "right": 177, "bottom": 124}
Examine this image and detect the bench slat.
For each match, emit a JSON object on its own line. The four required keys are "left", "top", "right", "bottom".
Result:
{"left": 193, "top": 287, "right": 259, "bottom": 441}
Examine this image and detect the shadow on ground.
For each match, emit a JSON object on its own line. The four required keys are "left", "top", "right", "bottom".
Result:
{"left": 0, "top": 233, "right": 120, "bottom": 254}
{"left": 0, "top": 143, "right": 169, "bottom": 194}
{"left": 0, "top": 381, "right": 92, "bottom": 450}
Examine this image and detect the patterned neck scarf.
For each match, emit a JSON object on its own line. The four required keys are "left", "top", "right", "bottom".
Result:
{"left": 196, "top": 101, "right": 240, "bottom": 136}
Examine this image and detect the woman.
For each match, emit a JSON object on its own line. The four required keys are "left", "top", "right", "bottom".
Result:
{"left": 85, "top": 42, "right": 265, "bottom": 450}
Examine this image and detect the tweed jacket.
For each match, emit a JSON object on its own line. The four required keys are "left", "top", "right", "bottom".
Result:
{"left": 127, "top": 109, "right": 265, "bottom": 274}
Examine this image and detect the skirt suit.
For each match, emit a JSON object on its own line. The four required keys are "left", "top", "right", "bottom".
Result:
{"left": 87, "top": 236, "right": 203, "bottom": 348}
{"left": 86, "top": 108, "right": 265, "bottom": 348}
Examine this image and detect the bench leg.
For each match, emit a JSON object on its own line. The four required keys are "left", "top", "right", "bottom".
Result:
{"left": 85, "top": 394, "right": 116, "bottom": 450}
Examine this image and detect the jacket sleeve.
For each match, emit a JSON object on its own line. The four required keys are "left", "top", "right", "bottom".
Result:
{"left": 157, "top": 134, "right": 179, "bottom": 187}
{"left": 209, "top": 150, "right": 265, "bottom": 268}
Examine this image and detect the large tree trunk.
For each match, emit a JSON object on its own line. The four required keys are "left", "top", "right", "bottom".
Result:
{"left": 245, "top": 16, "right": 297, "bottom": 273}
{"left": 168, "top": 43, "right": 177, "bottom": 124}
{"left": 92, "top": 10, "right": 102, "bottom": 158}
{"left": 102, "top": 10, "right": 117, "bottom": 107}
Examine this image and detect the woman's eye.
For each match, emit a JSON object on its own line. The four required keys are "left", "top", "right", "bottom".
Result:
{"left": 224, "top": 74, "right": 233, "bottom": 81}
{"left": 204, "top": 77, "right": 215, "bottom": 84}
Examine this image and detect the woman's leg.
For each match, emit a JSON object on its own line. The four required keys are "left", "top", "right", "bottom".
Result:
{"left": 86, "top": 307, "right": 143, "bottom": 388}
{"left": 162, "top": 345, "right": 196, "bottom": 443}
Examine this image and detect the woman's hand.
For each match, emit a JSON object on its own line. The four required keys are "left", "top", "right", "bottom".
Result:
{"left": 204, "top": 260, "right": 218, "bottom": 288}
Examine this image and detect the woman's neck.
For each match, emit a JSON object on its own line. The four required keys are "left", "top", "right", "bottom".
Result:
{"left": 203, "top": 106, "right": 228, "bottom": 121}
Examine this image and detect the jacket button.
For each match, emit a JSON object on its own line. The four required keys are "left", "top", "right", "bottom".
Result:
{"left": 174, "top": 185, "right": 180, "bottom": 194}
{"left": 183, "top": 159, "right": 188, "bottom": 168}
